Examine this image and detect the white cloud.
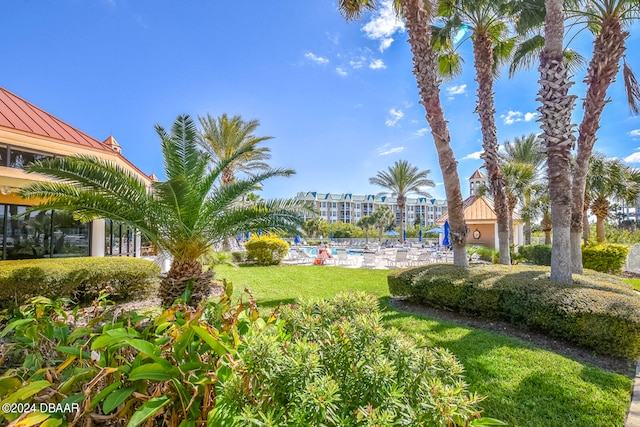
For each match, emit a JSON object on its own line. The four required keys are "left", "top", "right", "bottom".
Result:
{"left": 625, "top": 152, "right": 640, "bottom": 163}
{"left": 304, "top": 52, "right": 329, "bottom": 64}
{"left": 524, "top": 112, "right": 538, "bottom": 122}
{"left": 462, "top": 150, "right": 483, "bottom": 160}
{"left": 349, "top": 59, "right": 364, "bottom": 69}
{"left": 501, "top": 110, "right": 522, "bottom": 125}
{"left": 629, "top": 129, "right": 640, "bottom": 137}
{"left": 385, "top": 108, "right": 404, "bottom": 127}
{"left": 335, "top": 67, "right": 348, "bottom": 77}
{"left": 362, "top": 0, "right": 405, "bottom": 52}
{"left": 446, "top": 84, "right": 467, "bottom": 96}
{"left": 414, "top": 127, "right": 429, "bottom": 136}
{"left": 369, "top": 59, "right": 386, "bottom": 69}
{"left": 377, "top": 144, "right": 405, "bottom": 155}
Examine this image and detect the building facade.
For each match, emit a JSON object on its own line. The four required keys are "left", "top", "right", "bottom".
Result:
{"left": 0, "top": 87, "right": 152, "bottom": 260}
{"left": 294, "top": 191, "right": 448, "bottom": 227}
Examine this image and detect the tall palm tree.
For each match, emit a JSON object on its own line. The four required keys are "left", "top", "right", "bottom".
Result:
{"left": 338, "top": 0, "right": 469, "bottom": 267}
{"left": 357, "top": 215, "right": 376, "bottom": 244}
{"left": 501, "top": 133, "right": 546, "bottom": 244}
{"left": 369, "top": 160, "right": 435, "bottom": 240}
{"left": 434, "top": 0, "right": 516, "bottom": 265}
{"left": 502, "top": 161, "right": 537, "bottom": 245}
{"left": 20, "top": 115, "right": 308, "bottom": 307}
{"left": 587, "top": 153, "right": 640, "bottom": 242}
{"left": 537, "top": 0, "right": 577, "bottom": 283}
{"left": 198, "top": 113, "right": 273, "bottom": 186}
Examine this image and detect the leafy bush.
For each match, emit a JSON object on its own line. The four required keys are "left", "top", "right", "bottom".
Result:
{"left": 388, "top": 264, "right": 640, "bottom": 358}
{"left": 211, "top": 292, "right": 494, "bottom": 426}
{"left": 0, "top": 257, "right": 160, "bottom": 308}
{"left": 244, "top": 234, "right": 289, "bottom": 266}
{"left": 230, "top": 250, "right": 248, "bottom": 263}
{"left": 518, "top": 245, "right": 552, "bottom": 266}
{"left": 582, "top": 244, "right": 629, "bottom": 273}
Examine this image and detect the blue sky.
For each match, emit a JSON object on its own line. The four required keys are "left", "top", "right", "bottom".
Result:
{"left": 2, "top": 0, "right": 639, "bottom": 201}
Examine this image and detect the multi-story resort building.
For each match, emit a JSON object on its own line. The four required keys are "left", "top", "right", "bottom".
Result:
{"left": 0, "top": 87, "right": 152, "bottom": 260}
{"left": 294, "top": 191, "right": 448, "bottom": 227}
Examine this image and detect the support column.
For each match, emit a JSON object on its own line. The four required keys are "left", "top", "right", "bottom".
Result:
{"left": 494, "top": 222, "right": 500, "bottom": 250}
{"left": 90, "top": 219, "right": 105, "bottom": 257}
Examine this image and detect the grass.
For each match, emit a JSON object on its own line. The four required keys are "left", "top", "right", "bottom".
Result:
{"left": 623, "top": 277, "right": 640, "bottom": 291}
{"left": 215, "top": 264, "right": 633, "bottom": 427}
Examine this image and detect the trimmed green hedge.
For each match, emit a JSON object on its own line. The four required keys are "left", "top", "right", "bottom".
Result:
{"left": 244, "top": 235, "right": 289, "bottom": 266}
{"left": 388, "top": 264, "right": 640, "bottom": 358}
{"left": 518, "top": 245, "right": 552, "bottom": 266}
{"left": 582, "top": 244, "right": 629, "bottom": 273}
{"left": 0, "top": 257, "right": 161, "bottom": 308}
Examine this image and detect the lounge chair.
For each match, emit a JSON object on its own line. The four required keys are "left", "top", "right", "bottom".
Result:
{"left": 409, "top": 252, "right": 432, "bottom": 266}
{"left": 296, "top": 250, "right": 315, "bottom": 265}
{"left": 335, "top": 248, "right": 352, "bottom": 266}
{"left": 362, "top": 252, "right": 377, "bottom": 268}
{"left": 387, "top": 250, "right": 408, "bottom": 268}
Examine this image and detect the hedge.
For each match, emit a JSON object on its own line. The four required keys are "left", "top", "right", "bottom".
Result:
{"left": 518, "top": 244, "right": 629, "bottom": 273}
{"left": 244, "top": 235, "right": 289, "bottom": 266}
{"left": 388, "top": 264, "right": 640, "bottom": 358}
{"left": 0, "top": 257, "right": 161, "bottom": 308}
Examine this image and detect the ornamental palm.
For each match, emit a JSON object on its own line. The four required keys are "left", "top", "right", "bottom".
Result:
{"left": 433, "top": 0, "right": 517, "bottom": 265}
{"left": 370, "top": 205, "right": 396, "bottom": 242}
{"left": 338, "top": 0, "right": 469, "bottom": 267}
{"left": 502, "top": 161, "right": 537, "bottom": 245}
{"left": 369, "top": 160, "right": 435, "bottom": 240}
{"left": 198, "top": 113, "right": 273, "bottom": 186}
{"left": 357, "top": 215, "right": 376, "bottom": 244}
{"left": 20, "top": 115, "right": 308, "bottom": 307}
{"left": 587, "top": 153, "right": 640, "bottom": 242}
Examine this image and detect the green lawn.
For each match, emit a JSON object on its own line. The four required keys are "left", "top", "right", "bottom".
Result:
{"left": 215, "top": 264, "right": 633, "bottom": 427}
{"left": 623, "top": 277, "right": 640, "bottom": 291}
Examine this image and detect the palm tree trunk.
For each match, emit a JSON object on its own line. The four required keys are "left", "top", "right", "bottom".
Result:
{"left": 582, "top": 202, "right": 590, "bottom": 243}
{"left": 159, "top": 258, "right": 214, "bottom": 308}
{"left": 403, "top": 0, "right": 468, "bottom": 267}
{"left": 570, "top": 16, "right": 627, "bottom": 274}
{"left": 596, "top": 215, "right": 606, "bottom": 243}
{"left": 473, "top": 33, "right": 510, "bottom": 265}
{"left": 398, "top": 197, "right": 405, "bottom": 241}
{"left": 538, "top": 0, "right": 577, "bottom": 283}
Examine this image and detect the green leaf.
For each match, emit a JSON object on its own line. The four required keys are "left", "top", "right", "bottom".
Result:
{"left": 40, "top": 418, "right": 63, "bottom": 427}
{"left": 128, "top": 363, "right": 177, "bottom": 381}
{"left": 0, "top": 376, "right": 21, "bottom": 395}
{"left": 102, "top": 387, "right": 135, "bottom": 414}
{"left": 9, "top": 411, "right": 51, "bottom": 426}
{"left": 191, "top": 325, "right": 230, "bottom": 356}
{"left": 179, "top": 420, "right": 196, "bottom": 427}
{"left": 470, "top": 417, "right": 508, "bottom": 426}
{"left": 0, "top": 318, "right": 35, "bottom": 337}
{"left": 0, "top": 380, "right": 50, "bottom": 404}
{"left": 126, "top": 396, "right": 170, "bottom": 427}
{"left": 55, "top": 345, "right": 91, "bottom": 359}
{"left": 89, "top": 381, "right": 122, "bottom": 410}
{"left": 60, "top": 392, "right": 85, "bottom": 408}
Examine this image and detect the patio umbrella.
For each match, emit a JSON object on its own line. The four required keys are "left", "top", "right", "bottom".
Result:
{"left": 294, "top": 234, "right": 301, "bottom": 244}
{"left": 403, "top": 230, "right": 407, "bottom": 241}
{"left": 426, "top": 226, "right": 444, "bottom": 234}
{"left": 384, "top": 230, "right": 399, "bottom": 236}
{"left": 418, "top": 229, "right": 423, "bottom": 242}
{"left": 330, "top": 233, "right": 334, "bottom": 241}
{"left": 245, "top": 231, "right": 251, "bottom": 241}
{"left": 442, "top": 220, "right": 450, "bottom": 247}
{"left": 237, "top": 232, "right": 243, "bottom": 242}
{"left": 257, "top": 229, "right": 262, "bottom": 236}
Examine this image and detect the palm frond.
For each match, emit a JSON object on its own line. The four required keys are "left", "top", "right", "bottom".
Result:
{"left": 337, "top": 0, "right": 379, "bottom": 21}
{"left": 508, "top": 34, "right": 544, "bottom": 77}
{"left": 623, "top": 60, "right": 640, "bottom": 115}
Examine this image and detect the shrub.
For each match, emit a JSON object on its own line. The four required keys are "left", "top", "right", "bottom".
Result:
{"left": 518, "top": 245, "right": 552, "bottom": 266}
{"left": 388, "top": 264, "right": 640, "bottom": 358}
{"left": 244, "top": 234, "right": 289, "bottom": 266}
{"left": 582, "top": 244, "right": 629, "bottom": 273}
{"left": 230, "top": 250, "right": 248, "bottom": 263}
{"left": 0, "top": 257, "right": 160, "bottom": 308}
{"left": 211, "top": 292, "right": 490, "bottom": 426}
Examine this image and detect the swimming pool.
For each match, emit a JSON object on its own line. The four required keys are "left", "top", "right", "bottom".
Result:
{"left": 295, "top": 247, "right": 364, "bottom": 256}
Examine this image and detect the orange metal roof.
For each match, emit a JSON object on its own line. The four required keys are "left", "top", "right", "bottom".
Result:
{"left": 0, "top": 86, "right": 152, "bottom": 182}
{"left": 469, "top": 169, "right": 486, "bottom": 179}
{"left": 0, "top": 87, "right": 110, "bottom": 151}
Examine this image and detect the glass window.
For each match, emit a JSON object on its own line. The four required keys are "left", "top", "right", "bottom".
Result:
{"left": 0, "top": 204, "right": 5, "bottom": 259}
{"left": 9, "top": 149, "right": 51, "bottom": 169}
{"left": 5, "top": 206, "right": 52, "bottom": 259}
{"left": 53, "top": 211, "right": 89, "bottom": 257}
{"left": 105, "top": 219, "right": 135, "bottom": 257}
{"left": 0, "top": 145, "right": 6, "bottom": 166}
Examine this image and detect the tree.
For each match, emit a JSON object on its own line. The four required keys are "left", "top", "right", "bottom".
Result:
{"left": 502, "top": 161, "right": 537, "bottom": 245}
{"left": 357, "top": 215, "right": 376, "bottom": 244}
{"left": 434, "top": 0, "right": 516, "bottom": 264}
{"left": 501, "top": 133, "right": 546, "bottom": 244}
{"left": 198, "top": 113, "right": 273, "bottom": 186}
{"left": 369, "top": 160, "right": 435, "bottom": 240}
{"left": 338, "top": 0, "right": 469, "bottom": 267}
{"left": 537, "top": 0, "right": 577, "bottom": 283}
{"left": 20, "top": 115, "right": 308, "bottom": 307}
{"left": 370, "top": 205, "right": 396, "bottom": 242}
{"left": 587, "top": 153, "right": 640, "bottom": 242}
{"left": 302, "top": 217, "right": 325, "bottom": 239}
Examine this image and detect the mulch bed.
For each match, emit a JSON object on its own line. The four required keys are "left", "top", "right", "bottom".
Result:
{"left": 389, "top": 298, "right": 637, "bottom": 377}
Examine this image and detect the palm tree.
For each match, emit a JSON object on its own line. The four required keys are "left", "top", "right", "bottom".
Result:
{"left": 587, "top": 153, "right": 640, "bottom": 242}
{"left": 302, "top": 217, "right": 325, "bottom": 239}
{"left": 338, "top": 0, "right": 469, "bottom": 267}
{"left": 198, "top": 113, "right": 273, "bottom": 186}
{"left": 536, "top": 0, "right": 577, "bottom": 283}
{"left": 501, "top": 133, "right": 546, "bottom": 244}
{"left": 369, "top": 160, "right": 435, "bottom": 240}
{"left": 357, "top": 215, "right": 376, "bottom": 244}
{"left": 434, "top": 0, "right": 516, "bottom": 265}
{"left": 20, "top": 115, "right": 308, "bottom": 307}
{"left": 371, "top": 205, "right": 396, "bottom": 242}
{"left": 502, "top": 161, "right": 537, "bottom": 245}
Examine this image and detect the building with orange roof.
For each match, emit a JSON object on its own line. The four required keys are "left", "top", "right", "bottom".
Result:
{"left": 0, "top": 87, "right": 152, "bottom": 260}
{"left": 436, "top": 169, "right": 523, "bottom": 249}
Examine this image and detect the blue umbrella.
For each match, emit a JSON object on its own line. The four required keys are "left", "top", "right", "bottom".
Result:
{"left": 330, "top": 233, "right": 334, "bottom": 241}
{"left": 384, "top": 230, "right": 399, "bottom": 236}
{"left": 418, "top": 229, "right": 423, "bottom": 242}
{"left": 294, "top": 234, "right": 301, "bottom": 244}
{"left": 403, "top": 230, "right": 407, "bottom": 241}
{"left": 245, "top": 231, "right": 251, "bottom": 240}
{"left": 257, "top": 229, "right": 262, "bottom": 236}
{"left": 238, "top": 232, "right": 243, "bottom": 242}
{"left": 442, "top": 220, "right": 451, "bottom": 247}
{"left": 426, "top": 226, "right": 444, "bottom": 234}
